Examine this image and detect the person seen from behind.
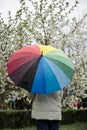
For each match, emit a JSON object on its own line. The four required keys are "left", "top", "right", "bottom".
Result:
{"left": 27, "top": 90, "right": 63, "bottom": 130}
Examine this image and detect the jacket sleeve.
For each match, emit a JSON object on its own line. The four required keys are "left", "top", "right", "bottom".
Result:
{"left": 59, "top": 90, "right": 63, "bottom": 100}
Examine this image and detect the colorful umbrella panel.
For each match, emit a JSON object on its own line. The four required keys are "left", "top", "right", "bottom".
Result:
{"left": 7, "top": 45, "right": 74, "bottom": 94}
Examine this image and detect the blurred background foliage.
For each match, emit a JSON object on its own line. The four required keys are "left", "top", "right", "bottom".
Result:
{"left": 0, "top": 0, "right": 87, "bottom": 109}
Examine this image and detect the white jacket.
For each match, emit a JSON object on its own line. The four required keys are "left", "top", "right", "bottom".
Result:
{"left": 28, "top": 91, "right": 63, "bottom": 120}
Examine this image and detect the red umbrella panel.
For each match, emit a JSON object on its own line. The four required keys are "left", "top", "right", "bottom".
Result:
{"left": 7, "top": 45, "right": 41, "bottom": 92}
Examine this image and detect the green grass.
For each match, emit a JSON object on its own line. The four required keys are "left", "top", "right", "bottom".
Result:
{"left": 60, "top": 122, "right": 87, "bottom": 130}
{"left": 3, "top": 122, "right": 87, "bottom": 130}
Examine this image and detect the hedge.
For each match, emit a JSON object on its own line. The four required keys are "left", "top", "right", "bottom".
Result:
{"left": 0, "top": 110, "right": 34, "bottom": 129}
{"left": 0, "top": 109, "right": 87, "bottom": 128}
{"left": 62, "top": 109, "right": 87, "bottom": 124}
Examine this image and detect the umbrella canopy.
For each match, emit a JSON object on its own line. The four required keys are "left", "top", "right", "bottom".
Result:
{"left": 7, "top": 44, "right": 74, "bottom": 94}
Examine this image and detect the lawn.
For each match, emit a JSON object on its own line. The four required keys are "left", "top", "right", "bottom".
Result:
{"left": 3, "top": 122, "right": 87, "bottom": 130}
{"left": 60, "top": 122, "right": 87, "bottom": 130}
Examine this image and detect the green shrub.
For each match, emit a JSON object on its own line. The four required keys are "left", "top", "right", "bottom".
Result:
{"left": 0, "top": 110, "right": 34, "bottom": 129}
{"left": 0, "top": 109, "right": 87, "bottom": 128}
{"left": 62, "top": 109, "right": 87, "bottom": 124}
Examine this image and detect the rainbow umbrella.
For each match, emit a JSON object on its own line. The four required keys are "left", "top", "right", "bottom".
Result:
{"left": 7, "top": 44, "right": 74, "bottom": 94}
